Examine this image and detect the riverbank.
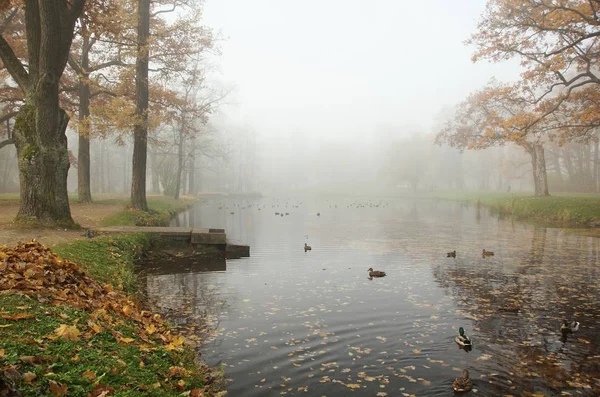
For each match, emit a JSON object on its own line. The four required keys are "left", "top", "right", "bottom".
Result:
{"left": 0, "top": 194, "right": 198, "bottom": 247}
{"left": 431, "top": 191, "right": 600, "bottom": 233}
{"left": 0, "top": 196, "right": 225, "bottom": 396}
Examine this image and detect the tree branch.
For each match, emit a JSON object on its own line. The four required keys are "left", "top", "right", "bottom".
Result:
{"left": 0, "top": 34, "right": 29, "bottom": 91}
{"left": 0, "top": 111, "right": 18, "bottom": 124}
{"left": 90, "top": 59, "right": 125, "bottom": 72}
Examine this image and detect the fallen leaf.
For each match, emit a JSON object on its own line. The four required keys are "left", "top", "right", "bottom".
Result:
{"left": 119, "top": 337, "right": 135, "bottom": 344}
{"left": 1, "top": 313, "right": 34, "bottom": 320}
{"left": 23, "top": 372, "right": 36, "bottom": 384}
{"left": 48, "top": 380, "right": 68, "bottom": 397}
{"left": 54, "top": 324, "right": 80, "bottom": 341}
{"left": 82, "top": 369, "right": 96, "bottom": 381}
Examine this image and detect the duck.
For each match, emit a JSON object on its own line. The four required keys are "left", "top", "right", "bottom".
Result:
{"left": 447, "top": 250, "right": 456, "bottom": 258}
{"left": 304, "top": 243, "right": 312, "bottom": 252}
{"left": 482, "top": 249, "right": 494, "bottom": 257}
{"left": 367, "top": 267, "right": 386, "bottom": 277}
{"left": 316, "top": 212, "right": 321, "bottom": 216}
{"left": 560, "top": 319, "right": 580, "bottom": 335}
{"left": 85, "top": 229, "right": 94, "bottom": 238}
{"left": 452, "top": 369, "right": 473, "bottom": 393}
{"left": 455, "top": 327, "right": 472, "bottom": 347}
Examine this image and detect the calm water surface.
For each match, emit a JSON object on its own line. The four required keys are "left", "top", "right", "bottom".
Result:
{"left": 141, "top": 198, "right": 600, "bottom": 396}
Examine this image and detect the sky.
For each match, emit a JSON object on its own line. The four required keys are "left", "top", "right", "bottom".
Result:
{"left": 203, "top": 0, "right": 522, "bottom": 144}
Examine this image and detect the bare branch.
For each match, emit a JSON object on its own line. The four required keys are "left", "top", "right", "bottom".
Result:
{"left": 0, "top": 34, "right": 29, "bottom": 91}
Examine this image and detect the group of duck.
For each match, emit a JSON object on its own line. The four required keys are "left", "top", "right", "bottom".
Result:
{"left": 362, "top": 262, "right": 582, "bottom": 393}
{"left": 446, "top": 249, "right": 494, "bottom": 258}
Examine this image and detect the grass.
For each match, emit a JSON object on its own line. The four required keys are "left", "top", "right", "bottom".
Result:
{"left": 101, "top": 196, "right": 198, "bottom": 227}
{"left": 0, "top": 194, "right": 223, "bottom": 396}
{"left": 53, "top": 233, "right": 151, "bottom": 295}
{"left": 432, "top": 191, "right": 600, "bottom": 227}
{"left": 0, "top": 294, "right": 220, "bottom": 397}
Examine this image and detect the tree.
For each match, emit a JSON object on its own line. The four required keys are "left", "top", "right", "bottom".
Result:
{"left": 66, "top": 1, "right": 131, "bottom": 203}
{"left": 0, "top": 1, "right": 86, "bottom": 224}
{"left": 469, "top": 0, "right": 600, "bottom": 139}
{"left": 436, "top": 81, "right": 550, "bottom": 195}
{"left": 131, "top": 0, "right": 150, "bottom": 211}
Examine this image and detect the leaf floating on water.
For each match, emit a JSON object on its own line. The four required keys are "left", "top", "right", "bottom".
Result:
{"left": 412, "top": 349, "right": 421, "bottom": 354}
{"left": 476, "top": 354, "right": 492, "bottom": 361}
{"left": 346, "top": 384, "right": 361, "bottom": 389}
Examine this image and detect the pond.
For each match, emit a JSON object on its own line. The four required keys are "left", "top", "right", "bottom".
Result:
{"left": 140, "top": 197, "right": 600, "bottom": 396}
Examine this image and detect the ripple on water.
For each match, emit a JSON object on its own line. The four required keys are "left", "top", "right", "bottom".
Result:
{"left": 142, "top": 198, "right": 600, "bottom": 396}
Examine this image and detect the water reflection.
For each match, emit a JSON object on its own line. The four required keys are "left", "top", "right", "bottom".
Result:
{"left": 140, "top": 197, "right": 600, "bottom": 396}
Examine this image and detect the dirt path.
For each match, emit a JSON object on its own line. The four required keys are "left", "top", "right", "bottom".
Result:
{"left": 0, "top": 200, "right": 125, "bottom": 247}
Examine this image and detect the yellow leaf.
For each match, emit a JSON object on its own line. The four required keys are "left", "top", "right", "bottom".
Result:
{"left": 23, "top": 372, "right": 36, "bottom": 384}
{"left": 145, "top": 324, "right": 156, "bottom": 335}
{"left": 120, "top": 337, "right": 135, "bottom": 344}
{"left": 122, "top": 305, "right": 133, "bottom": 316}
{"left": 346, "top": 384, "right": 361, "bottom": 389}
{"left": 0, "top": 349, "right": 4, "bottom": 357}
{"left": 412, "top": 349, "right": 421, "bottom": 354}
{"left": 55, "top": 324, "right": 80, "bottom": 341}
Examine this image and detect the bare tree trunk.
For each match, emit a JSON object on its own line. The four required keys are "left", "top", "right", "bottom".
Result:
{"left": 594, "top": 136, "right": 599, "bottom": 193}
{"left": 77, "top": 29, "right": 92, "bottom": 203}
{"left": 131, "top": 0, "right": 150, "bottom": 210}
{"left": 188, "top": 149, "right": 195, "bottom": 195}
{"left": 529, "top": 143, "right": 549, "bottom": 196}
{"left": 149, "top": 148, "right": 160, "bottom": 194}
{"left": 174, "top": 129, "right": 184, "bottom": 200}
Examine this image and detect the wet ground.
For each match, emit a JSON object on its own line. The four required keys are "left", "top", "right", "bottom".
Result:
{"left": 140, "top": 197, "right": 600, "bottom": 396}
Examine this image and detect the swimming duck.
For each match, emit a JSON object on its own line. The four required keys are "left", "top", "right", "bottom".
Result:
{"left": 317, "top": 212, "right": 321, "bottom": 216}
{"left": 455, "top": 327, "right": 472, "bottom": 347}
{"left": 304, "top": 243, "right": 312, "bottom": 252}
{"left": 367, "top": 267, "right": 386, "bottom": 277}
{"left": 560, "top": 320, "right": 580, "bottom": 335}
{"left": 447, "top": 250, "right": 456, "bottom": 258}
{"left": 452, "top": 369, "right": 473, "bottom": 392}
{"left": 482, "top": 249, "right": 494, "bottom": 257}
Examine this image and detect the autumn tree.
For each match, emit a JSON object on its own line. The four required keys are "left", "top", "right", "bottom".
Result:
{"left": 65, "top": 0, "right": 132, "bottom": 203}
{"left": 470, "top": 0, "right": 600, "bottom": 139}
{"left": 436, "top": 81, "right": 551, "bottom": 196}
{"left": 0, "top": 1, "right": 86, "bottom": 224}
{"left": 130, "top": 0, "right": 214, "bottom": 210}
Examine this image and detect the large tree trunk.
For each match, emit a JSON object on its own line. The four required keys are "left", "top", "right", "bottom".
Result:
{"left": 13, "top": 104, "right": 73, "bottom": 223}
{"left": 76, "top": 29, "right": 92, "bottom": 203}
{"left": 131, "top": 0, "right": 150, "bottom": 210}
{"left": 2, "top": 1, "right": 86, "bottom": 225}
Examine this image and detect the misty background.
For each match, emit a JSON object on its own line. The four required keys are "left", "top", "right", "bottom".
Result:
{"left": 0, "top": 0, "right": 596, "bottom": 196}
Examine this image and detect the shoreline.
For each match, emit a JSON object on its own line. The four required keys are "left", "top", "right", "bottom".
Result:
{"left": 427, "top": 191, "right": 600, "bottom": 235}
{"left": 0, "top": 196, "right": 226, "bottom": 396}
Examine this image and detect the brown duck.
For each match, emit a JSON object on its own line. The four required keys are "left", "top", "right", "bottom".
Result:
{"left": 452, "top": 369, "right": 473, "bottom": 392}
{"left": 304, "top": 243, "right": 312, "bottom": 252}
{"left": 482, "top": 249, "right": 494, "bottom": 257}
{"left": 447, "top": 250, "right": 456, "bottom": 258}
{"left": 368, "top": 267, "right": 386, "bottom": 277}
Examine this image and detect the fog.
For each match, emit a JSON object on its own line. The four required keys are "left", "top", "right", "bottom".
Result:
{"left": 1, "top": 0, "right": 598, "bottom": 197}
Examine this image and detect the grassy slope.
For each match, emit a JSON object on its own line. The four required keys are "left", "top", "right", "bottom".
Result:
{"left": 101, "top": 196, "right": 197, "bottom": 227}
{"left": 0, "top": 198, "right": 223, "bottom": 396}
{"left": 433, "top": 191, "right": 600, "bottom": 227}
